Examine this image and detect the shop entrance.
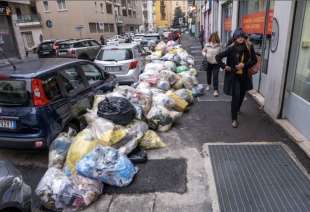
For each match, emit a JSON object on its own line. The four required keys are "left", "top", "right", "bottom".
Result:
{"left": 0, "top": 7, "right": 18, "bottom": 58}
{"left": 238, "top": 0, "right": 274, "bottom": 97}
{"left": 283, "top": 0, "right": 310, "bottom": 139}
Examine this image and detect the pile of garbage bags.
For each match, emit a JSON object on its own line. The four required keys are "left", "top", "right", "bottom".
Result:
{"left": 36, "top": 40, "right": 202, "bottom": 211}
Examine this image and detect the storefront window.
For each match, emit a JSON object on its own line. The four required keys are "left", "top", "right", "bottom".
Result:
{"left": 238, "top": 0, "right": 274, "bottom": 74}
{"left": 293, "top": 1, "right": 310, "bottom": 102}
{"left": 221, "top": 1, "right": 232, "bottom": 46}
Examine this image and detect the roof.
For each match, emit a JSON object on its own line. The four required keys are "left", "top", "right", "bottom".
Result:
{"left": 102, "top": 43, "right": 139, "bottom": 49}
{"left": 0, "top": 58, "right": 80, "bottom": 78}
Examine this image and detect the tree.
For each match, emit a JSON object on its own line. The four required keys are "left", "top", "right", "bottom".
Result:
{"left": 172, "top": 7, "right": 185, "bottom": 27}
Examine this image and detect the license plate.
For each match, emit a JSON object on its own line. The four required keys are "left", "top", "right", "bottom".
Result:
{"left": 105, "top": 66, "right": 120, "bottom": 72}
{"left": 0, "top": 119, "right": 16, "bottom": 129}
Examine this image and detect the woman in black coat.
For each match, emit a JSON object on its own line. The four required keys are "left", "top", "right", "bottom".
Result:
{"left": 215, "top": 29, "right": 257, "bottom": 128}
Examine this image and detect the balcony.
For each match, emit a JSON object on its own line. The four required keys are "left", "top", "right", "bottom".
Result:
{"left": 16, "top": 14, "right": 41, "bottom": 27}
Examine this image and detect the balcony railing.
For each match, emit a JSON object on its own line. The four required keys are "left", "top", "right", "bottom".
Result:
{"left": 16, "top": 14, "right": 41, "bottom": 26}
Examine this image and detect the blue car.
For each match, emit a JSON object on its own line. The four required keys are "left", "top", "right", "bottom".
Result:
{"left": 0, "top": 58, "right": 116, "bottom": 149}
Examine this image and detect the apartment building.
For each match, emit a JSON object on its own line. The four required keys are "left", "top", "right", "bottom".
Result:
{"left": 0, "top": 0, "right": 42, "bottom": 59}
{"left": 154, "top": 0, "right": 188, "bottom": 29}
{"left": 35, "top": 0, "right": 143, "bottom": 41}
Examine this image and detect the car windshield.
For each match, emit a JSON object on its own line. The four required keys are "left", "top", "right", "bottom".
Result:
{"left": 40, "top": 42, "right": 53, "bottom": 49}
{"left": 97, "top": 49, "right": 133, "bottom": 61}
{"left": 0, "top": 80, "right": 29, "bottom": 106}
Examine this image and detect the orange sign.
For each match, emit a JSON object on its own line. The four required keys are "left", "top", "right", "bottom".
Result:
{"left": 224, "top": 17, "right": 232, "bottom": 32}
{"left": 242, "top": 9, "right": 274, "bottom": 35}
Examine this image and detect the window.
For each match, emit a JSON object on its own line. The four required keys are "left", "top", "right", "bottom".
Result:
{"left": 59, "top": 66, "right": 85, "bottom": 95}
{"left": 121, "top": 0, "right": 126, "bottom": 7}
{"left": 0, "top": 80, "right": 28, "bottom": 106}
{"left": 128, "top": 9, "right": 132, "bottom": 17}
{"left": 104, "top": 23, "right": 109, "bottom": 32}
{"left": 43, "top": 75, "right": 62, "bottom": 101}
{"left": 15, "top": 7, "right": 22, "bottom": 20}
{"left": 106, "top": 3, "right": 113, "bottom": 14}
{"left": 97, "top": 23, "right": 103, "bottom": 33}
{"left": 57, "top": 0, "right": 67, "bottom": 10}
{"left": 89, "top": 40, "right": 100, "bottom": 46}
{"left": 43, "top": 0, "right": 49, "bottom": 11}
{"left": 122, "top": 9, "right": 127, "bottom": 16}
{"left": 133, "top": 11, "right": 136, "bottom": 18}
{"left": 109, "top": 24, "right": 114, "bottom": 32}
{"left": 100, "top": 3, "right": 104, "bottom": 13}
{"left": 21, "top": 32, "right": 34, "bottom": 49}
{"left": 80, "top": 64, "right": 104, "bottom": 85}
{"left": 73, "top": 42, "right": 86, "bottom": 48}
{"left": 89, "top": 22, "right": 97, "bottom": 33}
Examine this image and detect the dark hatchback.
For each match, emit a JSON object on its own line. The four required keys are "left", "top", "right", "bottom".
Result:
{"left": 0, "top": 58, "right": 116, "bottom": 149}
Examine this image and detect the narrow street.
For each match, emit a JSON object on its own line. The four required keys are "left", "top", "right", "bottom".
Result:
{"left": 0, "top": 34, "right": 309, "bottom": 212}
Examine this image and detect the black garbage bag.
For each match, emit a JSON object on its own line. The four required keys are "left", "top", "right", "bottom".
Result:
{"left": 0, "top": 161, "right": 32, "bottom": 212}
{"left": 97, "top": 97, "right": 136, "bottom": 125}
{"left": 128, "top": 147, "right": 148, "bottom": 164}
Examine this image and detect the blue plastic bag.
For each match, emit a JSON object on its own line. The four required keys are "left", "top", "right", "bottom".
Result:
{"left": 76, "top": 146, "right": 138, "bottom": 187}
{"left": 192, "top": 84, "right": 205, "bottom": 97}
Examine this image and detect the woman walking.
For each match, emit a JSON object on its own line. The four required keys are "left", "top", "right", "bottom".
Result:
{"left": 215, "top": 29, "right": 257, "bottom": 128}
{"left": 202, "top": 32, "right": 221, "bottom": 97}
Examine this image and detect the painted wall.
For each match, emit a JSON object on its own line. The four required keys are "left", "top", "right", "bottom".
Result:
{"left": 264, "top": 0, "right": 295, "bottom": 118}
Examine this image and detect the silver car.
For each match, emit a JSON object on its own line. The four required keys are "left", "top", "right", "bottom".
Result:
{"left": 94, "top": 43, "right": 146, "bottom": 84}
{"left": 57, "top": 39, "right": 101, "bottom": 60}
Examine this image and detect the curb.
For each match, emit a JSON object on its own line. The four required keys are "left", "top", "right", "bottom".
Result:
{"left": 248, "top": 90, "right": 310, "bottom": 158}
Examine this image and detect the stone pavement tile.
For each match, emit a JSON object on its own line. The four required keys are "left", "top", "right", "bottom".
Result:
{"left": 109, "top": 194, "right": 155, "bottom": 212}
{"left": 82, "top": 195, "right": 113, "bottom": 212}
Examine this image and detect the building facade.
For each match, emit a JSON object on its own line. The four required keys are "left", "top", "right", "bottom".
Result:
{"left": 205, "top": 0, "right": 310, "bottom": 141}
{"left": 0, "top": 0, "right": 42, "bottom": 59}
{"left": 35, "top": 0, "right": 143, "bottom": 41}
{"left": 154, "top": 0, "right": 188, "bottom": 29}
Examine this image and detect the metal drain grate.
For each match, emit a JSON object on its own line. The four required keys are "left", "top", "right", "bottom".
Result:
{"left": 209, "top": 144, "right": 310, "bottom": 212}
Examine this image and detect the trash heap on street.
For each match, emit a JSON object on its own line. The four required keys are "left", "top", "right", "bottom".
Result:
{"left": 35, "top": 40, "right": 204, "bottom": 211}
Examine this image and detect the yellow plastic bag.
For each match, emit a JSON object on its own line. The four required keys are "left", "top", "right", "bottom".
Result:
{"left": 139, "top": 130, "right": 166, "bottom": 149}
{"left": 110, "top": 126, "right": 127, "bottom": 145}
{"left": 167, "top": 91, "right": 189, "bottom": 112}
{"left": 66, "top": 129, "right": 98, "bottom": 174}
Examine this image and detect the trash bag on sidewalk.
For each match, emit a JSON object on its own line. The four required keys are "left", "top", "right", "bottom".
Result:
{"left": 76, "top": 146, "right": 138, "bottom": 187}
{"left": 66, "top": 129, "right": 98, "bottom": 175}
{"left": 146, "top": 106, "right": 179, "bottom": 131}
{"left": 97, "top": 97, "right": 136, "bottom": 125}
{"left": 167, "top": 91, "right": 189, "bottom": 112}
{"left": 35, "top": 167, "right": 74, "bottom": 210}
{"left": 176, "top": 65, "right": 189, "bottom": 73}
{"left": 152, "top": 93, "right": 176, "bottom": 110}
{"left": 175, "top": 88, "right": 194, "bottom": 104}
{"left": 159, "top": 70, "right": 178, "bottom": 85}
{"left": 157, "top": 80, "right": 171, "bottom": 91}
{"left": 127, "top": 147, "right": 148, "bottom": 164}
{"left": 48, "top": 129, "right": 75, "bottom": 169}
{"left": 179, "top": 72, "right": 199, "bottom": 90}
{"left": 192, "top": 84, "right": 205, "bottom": 97}
{"left": 164, "top": 61, "right": 176, "bottom": 72}
{"left": 0, "top": 161, "right": 31, "bottom": 212}
{"left": 68, "top": 175, "right": 103, "bottom": 210}
{"left": 117, "top": 120, "right": 149, "bottom": 155}
{"left": 139, "top": 130, "right": 166, "bottom": 149}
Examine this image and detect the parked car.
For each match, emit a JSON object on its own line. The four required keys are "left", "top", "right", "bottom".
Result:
{"left": 57, "top": 39, "right": 101, "bottom": 60}
{"left": 37, "top": 39, "right": 76, "bottom": 58}
{"left": 141, "top": 33, "right": 161, "bottom": 48}
{"left": 132, "top": 33, "right": 145, "bottom": 44}
{"left": 0, "top": 160, "right": 31, "bottom": 212}
{"left": 106, "top": 35, "right": 126, "bottom": 45}
{"left": 37, "top": 40, "right": 56, "bottom": 58}
{"left": 94, "top": 43, "right": 146, "bottom": 84}
{"left": 0, "top": 58, "right": 116, "bottom": 149}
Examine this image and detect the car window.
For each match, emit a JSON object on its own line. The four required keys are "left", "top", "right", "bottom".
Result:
{"left": 0, "top": 80, "right": 29, "bottom": 106}
{"left": 40, "top": 42, "right": 53, "bottom": 50}
{"left": 89, "top": 40, "right": 99, "bottom": 46}
{"left": 73, "top": 42, "right": 85, "bottom": 48}
{"left": 133, "top": 47, "right": 140, "bottom": 57}
{"left": 80, "top": 63, "right": 104, "bottom": 85}
{"left": 42, "top": 75, "right": 62, "bottom": 101}
{"left": 97, "top": 49, "right": 133, "bottom": 61}
{"left": 59, "top": 66, "right": 85, "bottom": 95}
